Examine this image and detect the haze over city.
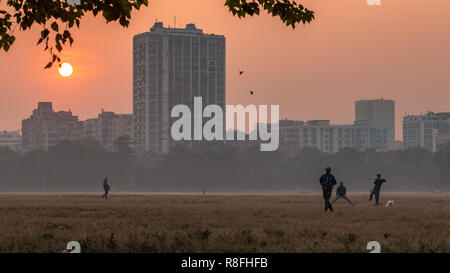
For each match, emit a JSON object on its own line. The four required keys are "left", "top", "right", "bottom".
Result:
{"left": 1, "top": 1, "right": 450, "bottom": 258}
{"left": 2, "top": 0, "right": 450, "bottom": 140}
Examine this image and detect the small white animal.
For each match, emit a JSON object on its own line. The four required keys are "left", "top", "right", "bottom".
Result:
{"left": 386, "top": 200, "right": 394, "bottom": 207}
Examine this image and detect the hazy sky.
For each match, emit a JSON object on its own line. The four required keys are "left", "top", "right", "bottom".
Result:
{"left": 1, "top": 0, "right": 450, "bottom": 140}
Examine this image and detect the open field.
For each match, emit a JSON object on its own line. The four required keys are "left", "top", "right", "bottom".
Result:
{"left": 0, "top": 193, "right": 449, "bottom": 253}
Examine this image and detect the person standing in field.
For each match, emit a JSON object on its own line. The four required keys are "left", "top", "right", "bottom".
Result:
{"left": 319, "top": 167, "right": 337, "bottom": 212}
{"left": 332, "top": 182, "right": 354, "bottom": 206}
{"left": 366, "top": 174, "right": 386, "bottom": 206}
{"left": 102, "top": 177, "right": 110, "bottom": 199}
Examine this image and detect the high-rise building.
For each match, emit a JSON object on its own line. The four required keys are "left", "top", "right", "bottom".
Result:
{"left": 133, "top": 22, "right": 226, "bottom": 156}
{"left": 83, "top": 110, "right": 133, "bottom": 152}
{"left": 21, "top": 102, "right": 84, "bottom": 152}
{"left": 355, "top": 98, "right": 395, "bottom": 149}
{"left": 403, "top": 112, "right": 450, "bottom": 152}
{"left": 0, "top": 130, "right": 22, "bottom": 152}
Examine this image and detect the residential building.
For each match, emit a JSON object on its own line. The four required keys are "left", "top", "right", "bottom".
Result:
{"left": 279, "top": 119, "right": 390, "bottom": 154}
{"left": 435, "top": 128, "right": 450, "bottom": 149}
{"left": 0, "top": 130, "right": 22, "bottom": 152}
{"left": 403, "top": 112, "right": 450, "bottom": 152}
{"left": 21, "top": 102, "right": 84, "bottom": 151}
{"left": 82, "top": 110, "right": 133, "bottom": 152}
{"left": 133, "top": 22, "right": 226, "bottom": 156}
{"left": 355, "top": 98, "right": 395, "bottom": 149}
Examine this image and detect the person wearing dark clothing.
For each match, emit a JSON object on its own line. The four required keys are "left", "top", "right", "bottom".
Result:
{"left": 332, "top": 182, "right": 354, "bottom": 206}
{"left": 102, "top": 177, "right": 110, "bottom": 199}
{"left": 367, "top": 174, "right": 386, "bottom": 206}
{"left": 319, "top": 167, "right": 337, "bottom": 211}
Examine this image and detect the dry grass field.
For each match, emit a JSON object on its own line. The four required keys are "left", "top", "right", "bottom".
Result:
{"left": 0, "top": 193, "right": 449, "bottom": 253}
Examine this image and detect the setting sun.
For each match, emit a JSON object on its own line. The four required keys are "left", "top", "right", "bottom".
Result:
{"left": 58, "top": 62, "right": 73, "bottom": 77}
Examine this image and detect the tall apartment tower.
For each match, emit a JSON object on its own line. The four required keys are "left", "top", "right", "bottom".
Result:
{"left": 355, "top": 98, "right": 395, "bottom": 149}
{"left": 133, "top": 22, "right": 226, "bottom": 156}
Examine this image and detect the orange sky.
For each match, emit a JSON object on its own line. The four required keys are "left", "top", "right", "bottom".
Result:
{"left": 1, "top": 0, "right": 450, "bottom": 140}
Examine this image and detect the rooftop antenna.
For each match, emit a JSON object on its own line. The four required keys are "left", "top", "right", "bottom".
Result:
{"left": 152, "top": 18, "right": 158, "bottom": 31}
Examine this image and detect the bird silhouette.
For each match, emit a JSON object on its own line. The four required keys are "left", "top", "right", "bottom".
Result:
{"left": 250, "top": 91, "right": 254, "bottom": 95}
{"left": 239, "top": 71, "right": 244, "bottom": 75}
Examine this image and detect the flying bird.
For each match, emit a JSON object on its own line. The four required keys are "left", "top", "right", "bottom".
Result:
{"left": 250, "top": 91, "right": 254, "bottom": 95}
{"left": 239, "top": 71, "right": 244, "bottom": 75}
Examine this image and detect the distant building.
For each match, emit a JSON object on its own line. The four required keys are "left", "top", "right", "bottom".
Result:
{"left": 21, "top": 102, "right": 84, "bottom": 152}
{"left": 355, "top": 98, "right": 395, "bottom": 150}
{"left": 392, "top": 140, "right": 404, "bottom": 150}
{"left": 435, "top": 128, "right": 450, "bottom": 149}
{"left": 83, "top": 118, "right": 99, "bottom": 140}
{"left": 403, "top": 112, "right": 450, "bottom": 152}
{"left": 279, "top": 119, "right": 390, "bottom": 154}
{"left": 82, "top": 110, "right": 133, "bottom": 152}
{"left": 0, "top": 130, "right": 22, "bottom": 152}
{"left": 133, "top": 22, "right": 226, "bottom": 156}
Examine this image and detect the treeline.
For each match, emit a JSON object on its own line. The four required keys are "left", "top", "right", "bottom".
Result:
{"left": 0, "top": 139, "right": 449, "bottom": 192}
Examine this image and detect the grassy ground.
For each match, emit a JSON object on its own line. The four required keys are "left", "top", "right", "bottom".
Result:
{"left": 0, "top": 193, "right": 448, "bottom": 253}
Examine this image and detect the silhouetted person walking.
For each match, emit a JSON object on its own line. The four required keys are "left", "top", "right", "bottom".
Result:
{"left": 102, "top": 177, "right": 110, "bottom": 199}
{"left": 332, "top": 182, "right": 354, "bottom": 206}
{"left": 319, "top": 167, "right": 337, "bottom": 211}
{"left": 367, "top": 174, "right": 386, "bottom": 206}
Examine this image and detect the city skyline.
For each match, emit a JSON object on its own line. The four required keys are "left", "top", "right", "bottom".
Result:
{"left": 6, "top": 97, "right": 450, "bottom": 141}
{"left": 2, "top": 1, "right": 450, "bottom": 140}
{"left": 12, "top": 98, "right": 449, "bottom": 154}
